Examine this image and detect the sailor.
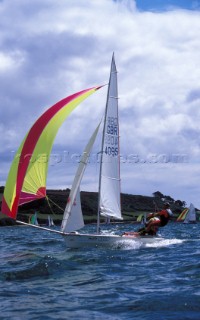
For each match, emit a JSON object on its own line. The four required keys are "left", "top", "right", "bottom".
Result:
{"left": 139, "top": 202, "right": 173, "bottom": 235}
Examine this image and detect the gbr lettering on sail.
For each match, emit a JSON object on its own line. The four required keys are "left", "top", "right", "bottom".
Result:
{"left": 105, "top": 116, "right": 118, "bottom": 156}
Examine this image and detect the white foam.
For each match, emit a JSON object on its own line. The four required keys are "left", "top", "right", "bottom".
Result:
{"left": 121, "top": 239, "right": 143, "bottom": 250}
{"left": 116, "top": 238, "right": 185, "bottom": 250}
{"left": 145, "top": 238, "right": 184, "bottom": 248}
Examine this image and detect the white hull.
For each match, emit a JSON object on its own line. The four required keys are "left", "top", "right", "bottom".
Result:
{"left": 62, "top": 232, "right": 163, "bottom": 249}
{"left": 16, "top": 221, "right": 163, "bottom": 249}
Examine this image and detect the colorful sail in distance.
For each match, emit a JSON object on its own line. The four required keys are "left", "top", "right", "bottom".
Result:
{"left": 2, "top": 86, "right": 102, "bottom": 219}
{"left": 176, "top": 208, "right": 189, "bottom": 222}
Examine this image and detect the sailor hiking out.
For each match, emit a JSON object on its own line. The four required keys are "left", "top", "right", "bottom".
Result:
{"left": 138, "top": 202, "right": 173, "bottom": 236}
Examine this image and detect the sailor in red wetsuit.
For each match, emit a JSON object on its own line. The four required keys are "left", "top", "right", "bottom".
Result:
{"left": 139, "top": 202, "right": 173, "bottom": 236}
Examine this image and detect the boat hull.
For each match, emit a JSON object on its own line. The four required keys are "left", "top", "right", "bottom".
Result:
{"left": 62, "top": 232, "right": 163, "bottom": 248}
{"left": 183, "top": 221, "right": 197, "bottom": 224}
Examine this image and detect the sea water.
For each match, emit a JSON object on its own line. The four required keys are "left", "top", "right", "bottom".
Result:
{"left": 0, "top": 222, "right": 200, "bottom": 320}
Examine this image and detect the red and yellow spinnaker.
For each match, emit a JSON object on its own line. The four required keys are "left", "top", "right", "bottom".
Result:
{"left": 2, "top": 86, "right": 102, "bottom": 219}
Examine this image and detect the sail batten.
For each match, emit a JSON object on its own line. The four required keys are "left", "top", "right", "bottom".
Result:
{"left": 101, "top": 175, "right": 120, "bottom": 181}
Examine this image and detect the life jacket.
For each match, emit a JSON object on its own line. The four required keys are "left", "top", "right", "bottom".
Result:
{"left": 159, "top": 208, "right": 173, "bottom": 226}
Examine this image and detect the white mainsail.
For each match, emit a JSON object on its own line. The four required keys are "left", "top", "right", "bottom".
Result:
{"left": 98, "top": 54, "right": 122, "bottom": 221}
{"left": 183, "top": 203, "right": 196, "bottom": 224}
{"left": 61, "top": 123, "right": 101, "bottom": 233}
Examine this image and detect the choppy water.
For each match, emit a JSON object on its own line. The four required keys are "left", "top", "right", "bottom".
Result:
{"left": 1, "top": 222, "right": 200, "bottom": 320}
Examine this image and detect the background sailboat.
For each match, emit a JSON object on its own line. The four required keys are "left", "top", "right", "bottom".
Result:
{"left": 136, "top": 213, "right": 147, "bottom": 224}
{"left": 176, "top": 208, "right": 189, "bottom": 222}
{"left": 47, "top": 215, "right": 55, "bottom": 227}
{"left": 29, "top": 212, "right": 39, "bottom": 226}
{"left": 183, "top": 203, "right": 196, "bottom": 224}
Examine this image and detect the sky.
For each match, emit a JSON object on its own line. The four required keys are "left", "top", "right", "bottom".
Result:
{"left": 1, "top": 0, "right": 200, "bottom": 209}
{"left": 136, "top": 0, "right": 200, "bottom": 11}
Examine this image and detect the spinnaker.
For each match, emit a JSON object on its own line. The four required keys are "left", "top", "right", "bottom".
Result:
{"left": 2, "top": 86, "right": 102, "bottom": 219}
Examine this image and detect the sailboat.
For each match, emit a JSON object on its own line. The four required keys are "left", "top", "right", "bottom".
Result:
{"left": 47, "top": 215, "right": 55, "bottom": 227}
{"left": 29, "top": 212, "right": 39, "bottom": 226}
{"left": 59, "top": 54, "right": 162, "bottom": 247}
{"left": 1, "top": 54, "right": 162, "bottom": 248}
{"left": 136, "top": 213, "right": 147, "bottom": 224}
{"left": 183, "top": 203, "right": 196, "bottom": 224}
{"left": 176, "top": 208, "right": 189, "bottom": 222}
{"left": 59, "top": 54, "right": 125, "bottom": 247}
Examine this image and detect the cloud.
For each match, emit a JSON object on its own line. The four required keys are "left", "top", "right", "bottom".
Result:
{"left": 1, "top": 0, "right": 200, "bottom": 207}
